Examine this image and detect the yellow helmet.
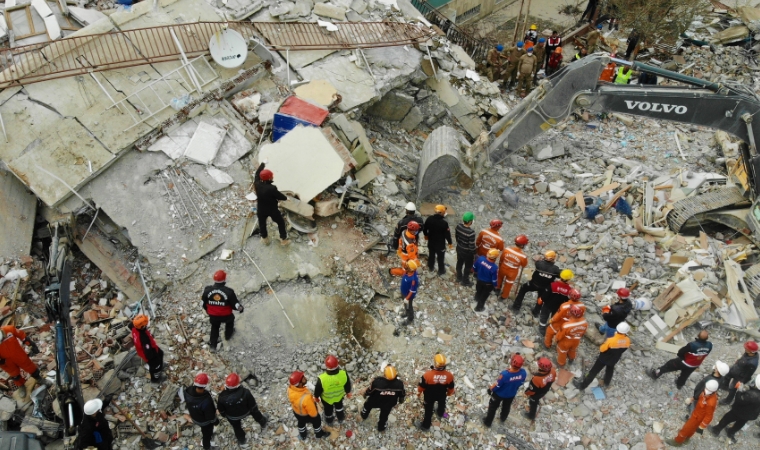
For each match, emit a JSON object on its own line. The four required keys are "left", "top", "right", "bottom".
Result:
{"left": 384, "top": 365, "right": 398, "bottom": 380}
{"left": 544, "top": 250, "right": 557, "bottom": 262}
{"left": 434, "top": 354, "right": 447, "bottom": 368}
{"left": 487, "top": 249, "right": 500, "bottom": 260}
{"left": 560, "top": 269, "right": 574, "bottom": 281}
{"left": 434, "top": 204, "right": 447, "bottom": 214}
{"left": 406, "top": 260, "right": 419, "bottom": 271}
{"left": 530, "top": 24, "right": 537, "bottom": 30}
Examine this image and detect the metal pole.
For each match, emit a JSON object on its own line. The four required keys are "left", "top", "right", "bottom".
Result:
{"left": 135, "top": 259, "right": 156, "bottom": 319}
{"left": 242, "top": 249, "right": 295, "bottom": 329}
{"left": 521, "top": 0, "right": 532, "bottom": 43}
{"left": 0, "top": 111, "right": 7, "bottom": 143}
{"left": 170, "top": 28, "right": 203, "bottom": 93}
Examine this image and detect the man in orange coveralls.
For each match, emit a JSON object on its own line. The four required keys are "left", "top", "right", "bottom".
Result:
{"left": 554, "top": 305, "right": 588, "bottom": 367}
{"left": 390, "top": 221, "right": 421, "bottom": 276}
{"left": 666, "top": 379, "right": 719, "bottom": 446}
{"left": 497, "top": 235, "right": 529, "bottom": 300}
{"left": 0, "top": 325, "right": 45, "bottom": 398}
{"left": 475, "top": 219, "right": 505, "bottom": 257}
{"left": 544, "top": 288, "right": 584, "bottom": 348}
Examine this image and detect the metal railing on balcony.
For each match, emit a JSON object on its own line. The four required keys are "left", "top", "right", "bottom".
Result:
{"left": 410, "top": 0, "right": 489, "bottom": 62}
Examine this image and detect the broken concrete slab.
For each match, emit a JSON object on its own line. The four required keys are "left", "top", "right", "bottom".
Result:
{"left": 75, "top": 226, "right": 145, "bottom": 301}
{"left": 296, "top": 56, "right": 377, "bottom": 111}
{"left": 355, "top": 161, "right": 382, "bottom": 188}
{"left": 0, "top": 170, "right": 36, "bottom": 259}
{"left": 184, "top": 122, "right": 227, "bottom": 165}
{"left": 184, "top": 164, "right": 233, "bottom": 193}
{"left": 535, "top": 143, "right": 566, "bottom": 161}
{"left": 367, "top": 91, "right": 415, "bottom": 121}
{"left": 400, "top": 106, "right": 424, "bottom": 132}
{"left": 294, "top": 80, "right": 338, "bottom": 107}
{"left": 313, "top": 3, "right": 347, "bottom": 20}
{"left": 283, "top": 50, "right": 337, "bottom": 70}
{"left": 417, "top": 126, "right": 472, "bottom": 201}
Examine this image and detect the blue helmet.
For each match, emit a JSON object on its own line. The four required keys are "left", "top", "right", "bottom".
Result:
{"left": 597, "top": 24, "right": 603, "bottom": 29}
{"left": 496, "top": 44, "right": 504, "bottom": 52}
{"left": 516, "top": 41, "right": 524, "bottom": 48}
{"left": 538, "top": 38, "right": 546, "bottom": 44}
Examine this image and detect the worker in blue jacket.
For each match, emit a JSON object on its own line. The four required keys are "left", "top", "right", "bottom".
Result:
{"left": 472, "top": 249, "right": 499, "bottom": 312}
{"left": 482, "top": 354, "right": 528, "bottom": 427}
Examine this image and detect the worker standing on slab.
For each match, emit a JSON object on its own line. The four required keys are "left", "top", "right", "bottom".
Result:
{"left": 524, "top": 24, "right": 538, "bottom": 44}
{"left": 486, "top": 45, "right": 503, "bottom": 82}
{"left": 710, "top": 373, "right": 760, "bottom": 444}
{"left": 415, "top": 354, "right": 455, "bottom": 432}
{"left": 202, "top": 270, "right": 244, "bottom": 353}
{"left": 392, "top": 203, "right": 423, "bottom": 250}
{"left": 288, "top": 370, "right": 329, "bottom": 440}
{"left": 475, "top": 219, "right": 504, "bottom": 257}
{"left": 502, "top": 42, "right": 525, "bottom": 89}
{"left": 573, "top": 322, "right": 631, "bottom": 389}
{"left": 130, "top": 314, "right": 164, "bottom": 384}
{"left": 547, "top": 47, "right": 563, "bottom": 76}
{"left": 647, "top": 330, "right": 712, "bottom": 390}
{"left": 359, "top": 364, "right": 406, "bottom": 432}
{"left": 597, "top": 288, "right": 632, "bottom": 337}
{"left": 0, "top": 324, "right": 45, "bottom": 398}
{"left": 513, "top": 250, "right": 560, "bottom": 312}
{"left": 254, "top": 162, "right": 289, "bottom": 246}
{"left": 546, "top": 31, "right": 561, "bottom": 66}
{"left": 532, "top": 38, "right": 547, "bottom": 81}
{"left": 688, "top": 361, "right": 728, "bottom": 415}
{"left": 482, "top": 354, "right": 527, "bottom": 428}
{"left": 315, "top": 354, "right": 352, "bottom": 425}
{"left": 455, "top": 212, "right": 476, "bottom": 286}
{"left": 218, "top": 372, "right": 268, "bottom": 448}
{"left": 400, "top": 260, "right": 419, "bottom": 326}
{"left": 586, "top": 24, "right": 604, "bottom": 53}
{"left": 554, "top": 305, "right": 588, "bottom": 367}
{"left": 473, "top": 249, "right": 499, "bottom": 312}
{"left": 544, "top": 288, "right": 584, "bottom": 349}
{"left": 523, "top": 357, "right": 556, "bottom": 421}
{"left": 580, "top": 0, "right": 598, "bottom": 23}
{"left": 719, "top": 341, "right": 758, "bottom": 405}
{"left": 422, "top": 204, "right": 452, "bottom": 276}
{"left": 537, "top": 269, "right": 574, "bottom": 336}
{"left": 516, "top": 47, "right": 537, "bottom": 98}
{"left": 390, "top": 221, "right": 421, "bottom": 276}
{"left": 496, "top": 235, "right": 529, "bottom": 301}
{"left": 77, "top": 397, "right": 114, "bottom": 450}
{"left": 666, "top": 380, "right": 719, "bottom": 447}
{"left": 181, "top": 373, "right": 219, "bottom": 450}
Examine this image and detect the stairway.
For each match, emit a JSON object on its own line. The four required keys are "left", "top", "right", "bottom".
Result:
{"left": 410, "top": 0, "right": 490, "bottom": 62}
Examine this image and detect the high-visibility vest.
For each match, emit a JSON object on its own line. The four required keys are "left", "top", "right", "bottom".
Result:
{"left": 615, "top": 67, "right": 632, "bottom": 84}
{"left": 318, "top": 370, "right": 348, "bottom": 404}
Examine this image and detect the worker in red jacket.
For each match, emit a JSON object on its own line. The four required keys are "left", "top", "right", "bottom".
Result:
{"left": 202, "top": 270, "right": 244, "bottom": 353}
{"left": 0, "top": 325, "right": 45, "bottom": 398}
{"left": 130, "top": 314, "right": 164, "bottom": 384}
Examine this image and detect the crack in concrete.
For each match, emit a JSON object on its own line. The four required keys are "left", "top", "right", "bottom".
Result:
{"left": 21, "top": 89, "right": 63, "bottom": 117}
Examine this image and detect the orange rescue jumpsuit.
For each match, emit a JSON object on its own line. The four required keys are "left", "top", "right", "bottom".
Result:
{"left": 497, "top": 246, "right": 528, "bottom": 299}
{"left": 0, "top": 325, "right": 38, "bottom": 387}
{"left": 544, "top": 299, "right": 586, "bottom": 348}
{"left": 675, "top": 390, "right": 717, "bottom": 443}
{"left": 475, "top": 228, "right": 504, "bottom": 258}
{"left": 555, "top": 317, "right": 588, "bottom": 366}
{"left": 390, "top": 230, "right": 420, "bottom": 276}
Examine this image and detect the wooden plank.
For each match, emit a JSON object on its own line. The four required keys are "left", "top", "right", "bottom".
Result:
{"left": 575, "top": 191, "right": 585, "bottom": 214}
{"left": 653, "top": 283, "right": 683, "bottom": 311}
{"left": 699, "top": 231, "right": 708, "bottom": 250}
{"left": 654, "top": 185, "right": 674, "bottom": 191}
{"left": 662, "top": 303, "right": 711, "bottom": 343}
{"left": 619, "top": 257, "right": 635, "bottom": 276}
{"left": 604, "top": 169, "right": 613, "bottom": 186}
{"left": 588, "top": 182, "right": 619, "bottom": 197}
{"left": 602, "top": 184, "right": 632, "bottom": 211}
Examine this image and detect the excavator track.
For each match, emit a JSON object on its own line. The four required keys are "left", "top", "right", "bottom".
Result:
{"left": 666, "top": 186, "right": 748, "bottom": 233}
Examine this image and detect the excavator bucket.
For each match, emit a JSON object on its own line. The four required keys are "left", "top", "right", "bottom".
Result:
{"left": 417, "top": 126, "right": 472, "bottom": 202}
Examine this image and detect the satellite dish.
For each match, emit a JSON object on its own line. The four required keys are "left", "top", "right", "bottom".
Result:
{"left": 209, "top": 28, "right": 248, "bottom": 69}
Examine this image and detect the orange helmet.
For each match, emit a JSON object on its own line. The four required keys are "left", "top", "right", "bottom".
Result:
{"left": 487, "top": 249, "right": 500, "bottom": 260}
{"left": 434, "top": 354, "right": 447, "bottom": 368}
{"left": 544, "top": 250, "right": 557, "bottom": 261}
{"left": 515, "top": 235, "right": 529, "bottom": 246}
{"left": 555, "top": 47, "right": 562, "bottom": 54}
{"left": 434, "top": 205, "right": 446, "bottom": 214}
{"left": 384, "top": 365, "right": 398, "bottom": 380}
{"left": 132, "top": 314, "right": 149, "bottom": 330}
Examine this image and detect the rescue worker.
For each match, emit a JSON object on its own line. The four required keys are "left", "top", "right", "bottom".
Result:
{"left": 497, "top": 235, "right": 529, "bottom": 300}
{"left": 130, "top": 314, "right": 164, "bottom": 384}
{"left": 710, "top": 373, "right": 760, "bottom": 444}
{"left": 201, "top": 270, "right": 244, "bottom": 353}
{"left": 719, "top": 340, "right": 758, "bottom": 405}
{"left": 392, "top": 202, "right": 422, "bottom": 252}
{"left": 524, "top": 24, "right": 538, "bottom": 44}
{"left": 502, "top": 42, "right": 525, "bottom": 89}
{"left": 554, "top": 305, "right": 588, "bottom": 367}
{"left": 77, "top": 397, "right": 114, "bottom": 450}
{"left": 547, "top": 47, "right": 563, "bottom": 76}
{"left": 254, "top": 162, "right": 289, "bottom": 245}
{"left": 218, "top": 373, "right": 268, "bottom": 447}
{"left": 537, "top": 269, "right": 574, "bottom": 336}
{"left": 181, "top": 373, "right": 219, "bottom": 450}
{"left": 400, "top": 260, "right": 419, "bottom": 325}
{"left": 455, "top": 212, "right": 477, "bottom": 286}
{"left": 580, "top": 0, "right": 598, "bottom": 23}
{"left": 613, "top": 66, "right": 633, "bottom": 84}
{"left": 513, "top": 250, "right": 561, "bottom": 312}
{"left": 416, "top": 354, "right": 455, "bottom": 432}
{"left": 533, "top": 38, "right": 547, "bottom": 81}
{"left": 314, "top": 355, "right": 352, "bottom": 425}
{"left": 473, "top": 249, "right": 499, "bottom": 312}
{"left": 546, "top": 31, "right": 562, "bottom": 66}
{"left": 598, "top": 288, "right": 632, "bottom": 337}
{"left": 648, "top": 330, "right": 712, "bottom": 390}
{"left": 482, "top": 354, "right": 527, "bottom": 427}
{"left": 523, "top": 357, "right": 556, "bottom": 421}
{"left": 516, "top": 46, "right": 537, "bottom": 98}
{"left": 574, "top": 47, "right": 588, "bottom": 61}
{"left": 390, "top": 221, "right": 421, "bottom": 276}
{"left": 688, "top": 361, "right": 729, "bottom": 415}
{"left": 586, "top": 23, "right": 604, "bottom": 53}
{"left": 0, "top": 324, "right": 44, "bottom": 398}
{"left": 422, "top": 204, "right": 452, "bottom": 275}
{"left": 486, "top": 44, "right": 503, "bottom": 82}
{"left": 288, "top": 370, "right": 329, "bottom": 440}
{"left": 599, "top": 60, "right": 616, "bottom": 82}
{"left": 475, "top": 219, "right": 504, "bottom": 257}
{"left": 359, "top": 364, "right": 406, "bottom": 432}
{"left": 544, "top": 288, "right": 584, "bottom": 349}
{"left": 666, "top": 379, "right": 719, "bottom": 447}
{"left": 625, "top": 29, "right": 641, "bottom": 60}
{"left": 573, "top": 322, "right": 631, "bottom": 389}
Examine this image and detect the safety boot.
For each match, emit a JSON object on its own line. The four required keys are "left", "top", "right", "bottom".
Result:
{"left": 262, "top": 237, "right": 271, "bottom": 246}
{"left": 15, "top": 384, "right": 27, "bottom": 399}
{"left": 280, "top": 239, "right": 291, "bottom": 246}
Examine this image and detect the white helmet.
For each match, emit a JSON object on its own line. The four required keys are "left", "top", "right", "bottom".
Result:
{"left": 705, "top": 380, "right": 719, "bottom": 394}
{"left": 715, "top": 361, "right": 730, "bottom": 377}
{"left": 616, "top": 322, "right": 630, "bottom": 334}
{"left": 405, "top": 202, "right": 416, "bottom": 212}
{"left": 755, "top": 373, "right": 760, "bottom": 388}
{"left": 84, "top": 399, "right": 103, "bottom": 415}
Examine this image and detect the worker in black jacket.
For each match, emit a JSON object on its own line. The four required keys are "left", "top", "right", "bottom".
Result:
{"left": 710, "top": 374, "right": 760, "bottom": 443}
{"left": 360, "top": 365, "right": 406, "bottom": 431}
{"left": 598, "top": 288, "right": 633, "bottom": 337}
{"left": 218, "top": 373, "right": 268, "bottom": 447}
{"left": 688, "top": 361, "right": 729, "bottom": 414}
{"left": 514, "top": 250, "right": 560, "bottom": 312}
{"left": 422, "top": 205, "right": 453, "bottom": 275}
{"left": 648, "top": 330, "right": 712, "bottom": 390}
{"left": 181, "top": 373, "right": 219, "bottom": 450}
{"left": 202, "top": 270, "right": 244, "bottom": 353}
{"left": 254, "top": 162, "right": 289, "bottom": 245}
{"left": 720, "top": 340, "right": 759, "bottom": 405}
{"left": 392, "top": 202, "right": 423, "bottom": 252}
{"left": 77, "top": 396, "right": 114, "bottom": 450}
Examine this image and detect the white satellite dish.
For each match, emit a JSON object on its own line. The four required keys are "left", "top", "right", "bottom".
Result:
{"left": 209, "top": 28, "right": 248, "bottom": 69}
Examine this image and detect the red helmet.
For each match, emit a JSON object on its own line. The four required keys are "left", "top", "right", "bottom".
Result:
{"left": 510, "top": 354, "right": 524, "bottom": 369}
{"left": 537, "top": 357, "right": 553, "bottom": 372}
{"left": 325, "top": 355, "right": 339, "bottom": 370}
{"left": 289, "top": 370, "right": 305, "bottom": 386}
{"left": 490, "top": 219, "right": 503, "bottom": 229}
{"left": 225, "top": 373, "right": 241, "bottom": 389}
{"left": 194, "top": 373, "right": 209, "bottom": 388}
{"left": 569, "top": 305, "right": 583, "bottom": 317}
{"left": 407, "top": 221, "right": 420, "bottom": 232}
{"left": 515, "top": 234, "right": 529, "bottom": 246}
{"left": 617, "top": 287, "right": 630, "bottom": 299}
{"left": 745, "top": 341, "right": 759, "bottom": 353}
{"left": 260, "top": 169, "right": 274, "bottom": 181}
{"left": 568, "top": 288, "right": 581, "bottom": 300}
{"left": 213, "top": 270, "right": 227, "bottom": 283}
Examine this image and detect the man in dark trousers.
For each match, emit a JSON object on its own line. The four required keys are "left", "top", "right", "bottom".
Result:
{"left": 254, "top": 162, "right": 289, "bottom": 245}
{"left": 580, "top": 0, "right": 598, "bottom": 23}
{"left": 513, "top": 250, "right": 560, "bottom": 312}
{"left": 423, "top": 204, "right": 453, "bottom": 275}
{"left": 202, "top": 270, "right": 244, "bottom": 353}
{"left": 574, "top": 322, "right": 631, "bottom": 389}
{"left": 537, "top": 269, "right": 574, "bottom": 335}
{"left": 360, "top": 364, "right": 406, "bottom": 431}
{"left": 598, "top": 288, "right": 633, "bottom": 337}
{"left": 482, "top": 354, "right": 527, "bottom": 427}
{"left": 181, "top": 373, "right": 219, "bottom": 450}
{"left": 524, "top": 357, "right": 556, "bottom": 421}
{"left": 648, "top": 330, "right": 712, "bottom": 390}
{"left": 455, "top": 212, "right": 476, "bottom": 286}
{"left": 719, "top": 340, "right": 759, "bottom": 405}
{"left": 688, "top": 361, "right": 729, "bottom": 415}
{"left": 710, "top": 374, "right": 760, "bottom": 444}
{"left": 416, "top": 353, "right": 455, "bottom": 431}
{"left": 130, "top": 314, "right": 164, "bottom": 384}
{"left": 314, "top": 354, "right": 352, "bottom": 425}
{"left": 77, "top": 397, "right": 114, "bottom": 450}
{"left": 392, "top": 202, "right": 422, "bottom": 251}
{"left": 473, "top": 249, "right": 499, "bottom": 313}
{"left": 218, "top": 372, "right": 268, "bottom": 447}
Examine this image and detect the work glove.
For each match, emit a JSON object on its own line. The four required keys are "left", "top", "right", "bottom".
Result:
{"left": 696, "top": 428, "right": 704, "bottom": 435}
{"left": 602, "top": 305, "right": 611, "bottom": 314}
{"left": 236, "top": 304, "right": 245, "bottom": 313}
{"left": 448, "top": 244, "right": 453, "bottom": 250}
{"left": 346, "top": 392, "right": 353, "bottom": 399}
